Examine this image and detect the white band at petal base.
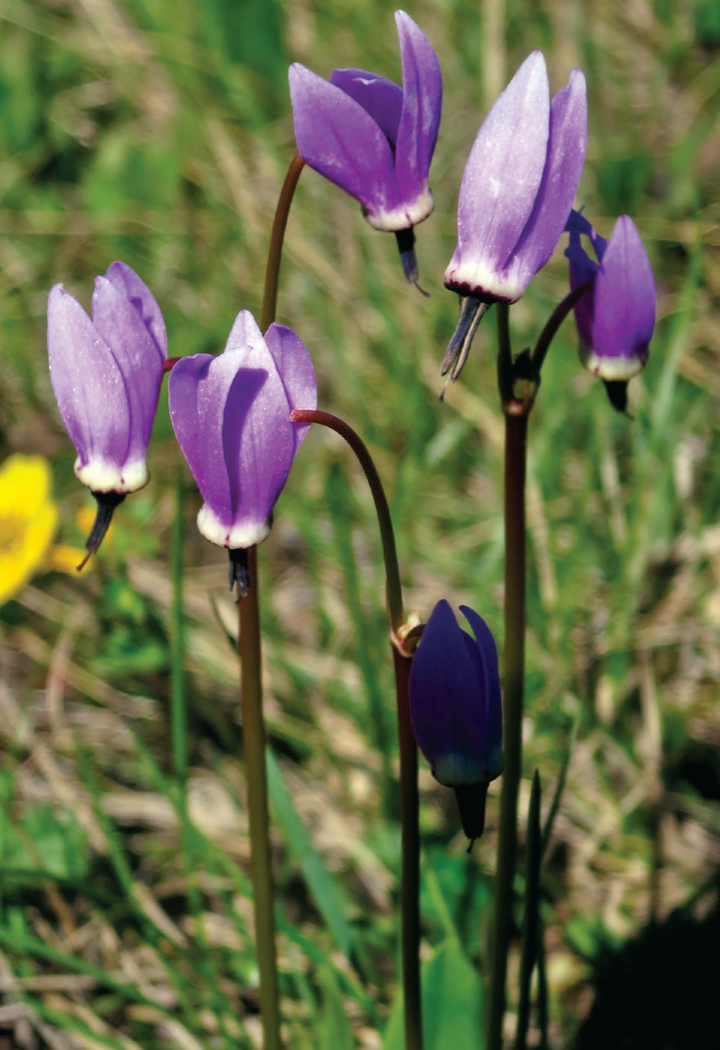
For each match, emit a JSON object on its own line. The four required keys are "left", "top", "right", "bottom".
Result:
{"left": 364, "top": 188, "right": 434, "bottom": 231}
{"left": 75, "top": 456, "right": 149, "bottom": 494}
{"left": 197, "top": 504, "right": 271, "bottom": 550}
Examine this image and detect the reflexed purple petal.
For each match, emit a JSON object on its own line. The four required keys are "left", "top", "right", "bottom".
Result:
{"left": 409, "top": 600, "right": 487, "bottom": 783}
{"left": 455, "top": 52, "right": 550, "bottom": 277}
{"left": 104, "top": 261, "right": 167, "bottom": 359}
{"left": 168, "top": 352, "right": 235, "bottom": 529}
{"left": 91, "top": 277, "right": 164, "bottom": 456}
{"left": 331, "top": 68, "right": 403, "bottom": 144}
{"left": 263, "top": 324, "right": 318, "bottom": 450}
{"left": 565, "top": 224, "right": 598, "bottom": 347}
{"left": 169, "top": 311, "right": 308, "bottom": 550}
{"left": 460, "top": 606, "right": 502, "bottom": 761}
{"left": 593, "top": 216, "right": 655, "bottom": 368}
{"left": 289, "top": 63, "right": 398, "bottom": 217}
{"left": 48, "top": 285, "right": 131, "bottom": 473}
{"left": 504, "top": 69, "right": 587, "bottom": 293}
{"left": 394, "top": 10, "right": 442, "bottom": 208}
{"left": 566, "top": 208, "right": 594, "bottom": 241}
{"left": 221, "top": 323, "right": 295, "bottom": 533}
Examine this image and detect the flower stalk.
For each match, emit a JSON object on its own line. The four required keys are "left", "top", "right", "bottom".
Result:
{"left": 487, "top": 303, "right": 528, "bottom": 1050}
{"left": 261, "top": 151, "right": 305, "bottom": 334}
{"left": 239, "top": 546, "right": 282, "bottom": 1050}
{"left": 290, "top": 408, "right": 423, "bottom": 1050}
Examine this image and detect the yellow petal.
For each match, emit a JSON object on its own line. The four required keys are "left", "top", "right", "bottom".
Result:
{"left": 47, "top": 544, "right": 92, "bottom": 575}
{"left": 0, "top": 454, "right": 59, "bottom": 605}
{"left": 0, "top": 454, "right": 52, "bottom": 517}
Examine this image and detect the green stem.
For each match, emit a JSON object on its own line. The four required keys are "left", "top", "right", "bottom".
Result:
{"left": 289, "top": 408, "right": 422, "bottom": 1050}
{"left": 261, "top": 151, "right": 304, "bottom": 333}
{"left": 239, "top": 546, "right": 282, "bottom": 1050}
{"left": 487, "top": 329, "right": 528, "bottom": 1050}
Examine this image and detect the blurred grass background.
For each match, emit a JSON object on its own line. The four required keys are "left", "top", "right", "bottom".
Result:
{"left": 0, "top": 0, "right": 719, "bottom": 1046}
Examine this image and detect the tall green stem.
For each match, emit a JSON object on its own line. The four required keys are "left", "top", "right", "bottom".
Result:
{"left": 289, "top": 408, "right": 422, "bottom": 1050}
{"left": 487, "top": 302, "right": 528, "bottom": 1050}
{"left": 239, "top": 546, "right": 282, "bottom": 1050}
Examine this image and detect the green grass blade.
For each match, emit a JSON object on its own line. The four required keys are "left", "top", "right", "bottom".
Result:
{"left": 266, "top": 746, "right": 353, "bottom": 956}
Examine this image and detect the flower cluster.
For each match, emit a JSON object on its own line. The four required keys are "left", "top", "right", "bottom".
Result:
{"left": 39, "top": 12, "right": 656, "bottom": 851}
{"left": 47, "top": 267, "right": 316, "bottom": 581}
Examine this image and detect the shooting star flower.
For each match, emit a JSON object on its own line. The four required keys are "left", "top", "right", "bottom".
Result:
{"left": 289, "top": 10, "right": 442, "bottom": 285}
{"left": 441, "top": 51, "right": 587, "bottom": 384}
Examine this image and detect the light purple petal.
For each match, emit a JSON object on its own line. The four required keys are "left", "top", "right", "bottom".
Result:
{"left": 504, "top": 69, "right": 587, "bottom": 291}
{"left": 48, "top": 285, "right": 131, "bottom": 470}
{"left": 221, "top": 313, "right": 295, "bottom": 530}
{"left": 394, "top": 10, "right": 442, "bottom": 207}
{"left": 455, "top": 52, "right": 550, "bottom": 274}
{"left": 169, "top": 352, "right": 234, "bottom": 529}
{"left": 104, "top": 261, "right": 167, "bottom": 360}
{"left": 91, "top": 277, "right": 164, "bottom": 458}
{"left": 170, "top": 311, "right": 301, "bottom": 547}
{"left": 331, "top": 68, "right": 403, "bottom": 144}
{"left": 263, "top": 323, "right": 317, "bottom": 451}
{"left": 289, "top": 63, "right": 399, "bottom": 217}
{"left": 593, "top": 216, "right": 655, "bottom": 365}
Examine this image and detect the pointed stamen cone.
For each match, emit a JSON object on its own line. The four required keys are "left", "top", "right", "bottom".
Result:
{"left": 228, "top": 547, "right": 250, "bottom": 599}
{"left": 77, "top": 491, "right": 126, "bottom": 569}
{"left": 454, "top": 781, "right": 489, "bottom": 845}
{"left": 603, "top": 379, "right": 629, "bottom": 414}
{"left": 440, "top": 296, "right": 491, "bottom": 383}
{"left": 395, "top": 228, "right": 429, "bottom": 296}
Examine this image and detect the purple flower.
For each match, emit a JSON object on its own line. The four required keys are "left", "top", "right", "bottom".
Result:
{"left": 409, "top": 600, "right": 502, "bottom": 840}
{"left": 48, "top": 263, "right": 167, "bottom": 561}
{"left": 289, "top": 10, "right": 442, "bottom": 284}
{"left": 441, "top": 52, "right": 587, "bottom": 381}
{"left": 168, "top": 311, "right": 316, "bottom": 556}
{"left": 565, "top": 210, "right": 655, "bottom": 409}
{"left": 48, "top": 262, "right": 166, "bottom": 494}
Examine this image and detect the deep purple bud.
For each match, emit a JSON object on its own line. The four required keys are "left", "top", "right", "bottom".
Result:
{"left": 168, "top": 311, "right": 317, "bottom": 550}
{"left": 441, "top": 52, "right": 587, "bottom": 381}
{"left": 409, "top": 600, "right": 503, "bottom": 787}
{"left": 289, "top": 11, "right": 441, "bottom": 281}
{"left": 48, "top": 262, "right": 166, "bottom": 495}
{"left": 565, "top": 210, "right": 656, "bottom": 387}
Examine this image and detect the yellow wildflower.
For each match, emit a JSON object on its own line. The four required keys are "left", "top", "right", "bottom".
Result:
{"left": 0, "top": 454, "right": 88, "bottom": 606}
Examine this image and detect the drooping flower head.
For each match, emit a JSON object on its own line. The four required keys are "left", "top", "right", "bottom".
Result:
{"left": 409, "top": 600, "right": 503, "bottom": 841}
{"left": 566, "top": 209, "right": 656, "bottom": 412}
{"left": 289, "top": 10, "right": 442, "bottom": 285}
{"left": 441, "top": 52, "right": 587, "bottom": 383}
{"left": 47, "top": 262, "right": 167, "bottom": 562}
{"left": 168, "top": 311, "right": 316, "bottom": 590}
